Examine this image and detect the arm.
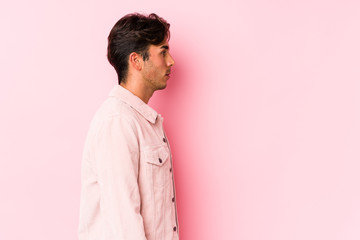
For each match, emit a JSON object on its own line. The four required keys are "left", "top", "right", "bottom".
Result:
{"left": 95, "top": 115, "right": 146, "bottom": 239}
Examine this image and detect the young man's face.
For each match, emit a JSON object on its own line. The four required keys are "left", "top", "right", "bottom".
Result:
{"left": 141, "top": 39, "right": 175, "bottom": 91}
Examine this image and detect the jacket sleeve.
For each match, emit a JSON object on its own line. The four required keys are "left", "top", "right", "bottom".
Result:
{"left": 95, "top": 115, "right": 147, "bottom": 239}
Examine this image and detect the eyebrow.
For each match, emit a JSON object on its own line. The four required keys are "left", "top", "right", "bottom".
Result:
{"left": 160, "top": 45, "right": 169, "bottom": 50}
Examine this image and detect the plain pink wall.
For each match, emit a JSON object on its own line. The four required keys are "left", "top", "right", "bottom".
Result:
{"left": 1, "top": 0, "right": 360, "bottom": 239}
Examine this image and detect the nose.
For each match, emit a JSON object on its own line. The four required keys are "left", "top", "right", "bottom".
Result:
{"left": 168, "top": 53, "right": 175, "bottom": 67}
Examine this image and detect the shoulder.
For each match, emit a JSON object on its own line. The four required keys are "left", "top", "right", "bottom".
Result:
{"left": 83, "top": 98, "right": 141, "bottom": 152}
{"left": 85, "top": 97, "right": 140, "bottom": 140}
{"left": 92, "top": 97, "right": 137, "bottom": 123}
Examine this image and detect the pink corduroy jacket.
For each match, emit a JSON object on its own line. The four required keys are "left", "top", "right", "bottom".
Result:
{"left": 78, "top": 84, "right": 179, "bottom": 240}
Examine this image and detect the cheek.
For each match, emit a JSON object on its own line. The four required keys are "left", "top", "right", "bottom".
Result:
{"left": 143, "top": 66, "right": 158, "bottom": 79}
{"left": 152, "top": 58, "right": 166, "bottom": 68}
{"left": 143, "top": 60, "right": 165, "bottom": 78}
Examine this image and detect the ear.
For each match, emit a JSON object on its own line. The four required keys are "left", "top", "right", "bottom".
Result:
{"left": 129, "top": 52, "right": 143, "bottom": 71}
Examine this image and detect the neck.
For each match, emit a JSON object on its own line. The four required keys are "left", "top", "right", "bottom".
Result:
{"left": 120, "top": 79, "right": 154, "bottom": 104}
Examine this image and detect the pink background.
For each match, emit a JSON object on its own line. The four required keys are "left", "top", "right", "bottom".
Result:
{"left": 1, "top": 0, "right": 360, "bottom": 239}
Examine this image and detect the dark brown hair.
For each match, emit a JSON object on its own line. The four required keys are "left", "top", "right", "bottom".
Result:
{"left": 107, "top": 13, "right": 170, "bottom": 84}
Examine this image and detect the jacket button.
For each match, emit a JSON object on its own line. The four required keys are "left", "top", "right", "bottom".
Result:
{"left": 159, "top": 158, "right": 162, "bottom": 163}
{"left": 173, "top": 226, "right": 177, "bottom": 231}
{"left": 172, "top": 197, "right": 175, "bottom": 202}
{"left": 163, "top": 137, "right": 166, "bottom": 142}
{"left": 169, "top": 168, "right": 172, "bottom": 172}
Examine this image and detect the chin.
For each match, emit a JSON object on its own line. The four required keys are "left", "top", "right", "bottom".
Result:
{"left": 157, "top": 84, "right": 167, "bottom": 90}
{"left": 159, "top": 85, "right": 167, "bottom": 90}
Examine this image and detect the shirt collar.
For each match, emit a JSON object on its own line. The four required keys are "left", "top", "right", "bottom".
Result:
{"left": 108, "top": 84, "right": 159, "bottom": 124}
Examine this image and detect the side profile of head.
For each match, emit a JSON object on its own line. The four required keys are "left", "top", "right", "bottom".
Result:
{"left": 107, "top": 13, "right": 170, "bottom": 84}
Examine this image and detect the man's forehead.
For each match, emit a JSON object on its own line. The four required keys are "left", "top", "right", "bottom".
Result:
{"left": 157, "top": 40, "right": 170, "bottom": 49}
{"left": 148, "top": 42, "right": 170, "bottom": 51}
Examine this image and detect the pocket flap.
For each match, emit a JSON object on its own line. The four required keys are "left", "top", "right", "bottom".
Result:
{"left": 144, "top": 146, "right": 169, "bottom": 166}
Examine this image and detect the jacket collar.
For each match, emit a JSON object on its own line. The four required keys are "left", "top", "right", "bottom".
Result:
{"left": 108, "top": 84, "right": 159, "bottom": 124}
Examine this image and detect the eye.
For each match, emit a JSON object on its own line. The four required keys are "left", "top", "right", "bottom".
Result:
{"left": 161, "top": 51, "right": 167, "bottom": 56}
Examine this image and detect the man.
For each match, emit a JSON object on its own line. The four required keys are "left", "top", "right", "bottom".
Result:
{"left": 78, "top": 13, "right": 179, "bottom": 240}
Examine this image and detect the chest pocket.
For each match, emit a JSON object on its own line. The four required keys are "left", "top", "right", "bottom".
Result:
{"left": 144, "top": 145, "right": 171, "bottom": 187}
